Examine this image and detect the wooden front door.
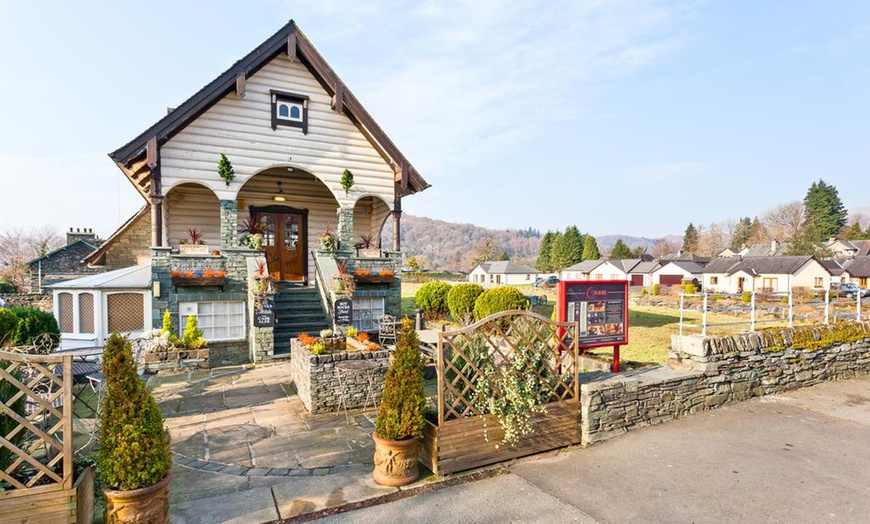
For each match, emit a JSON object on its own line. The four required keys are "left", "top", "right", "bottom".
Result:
{"left": 252, "top": 206, "right": 308, "bottom": 282}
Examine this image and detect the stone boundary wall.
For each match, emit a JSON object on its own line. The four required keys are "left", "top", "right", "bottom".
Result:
{"left": 0, "top": 293, "right": 52, "bottom": 311}
{"left": 290, "top": 339, "right": 389, "bottom": 413}
{"left": 581, "top": 323, "right": 870, "bottom": 445}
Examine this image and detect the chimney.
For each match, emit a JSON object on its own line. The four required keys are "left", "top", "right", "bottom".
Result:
{"left": 67, "top": 227, "right": 98, "bottom": 245}
{"left": 770, "top": 239, "right": 778, "bottom": 253}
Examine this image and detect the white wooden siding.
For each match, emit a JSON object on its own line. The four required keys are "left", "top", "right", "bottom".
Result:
{"left": 165, "top": 183, "right": 221, "bottom": 249}
{"left": 353, "top": 196, "right": 391, "bottom": 247}
{"left": 160, "top": 55, "right": 396, "bottom": 209}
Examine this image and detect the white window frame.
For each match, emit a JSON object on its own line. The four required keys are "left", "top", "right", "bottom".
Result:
{"left": 179, "top": 301, "right": 246, "bottom": 342}
{"left": 277, "top": 100, "right": 304, "bottom": 122}
{"left": 54, "top": 290, "right": 98, "bottom": 337}
{"left": 352, "top": 297, "right": 385, "bottom": 332}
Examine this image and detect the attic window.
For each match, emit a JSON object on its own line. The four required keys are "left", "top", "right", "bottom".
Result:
{"left": 271, "top": 90, "right": 308, "bottom": 133}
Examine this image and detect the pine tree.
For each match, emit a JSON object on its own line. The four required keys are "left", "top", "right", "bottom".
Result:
{"left": 555, "top": 226, "right": 585, "bottom": 268}
{"left": 731, "top": 217, "right": 753, "bottom": 248}
{"left": 786, "top": 222, "right": 829, "bottom": 257}
{"left": 843, "top": 221, "right": 870, "bottom": 241}
{"left": 804, "top": 179, "right": 847, "bottom": 241}
{"left": 582, "top": 236, "right": 600, "bottom": 261}
{"left": 682, "top": 223, "right": 699, "bottom": 253}
{"left": 610, "top": 239, "right": 633, "bottom": 259}
{"left": 375, "top": 318, "right": 425, "bottom": 440}
{"left": 536, "top": 232, "right": 554, "bottom": 272}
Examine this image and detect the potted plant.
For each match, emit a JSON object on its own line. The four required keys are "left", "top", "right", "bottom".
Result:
{"left": 340, "top": 168, "right": 354, "bottom": 196}
{"left": 319, "top": 223, "right": 337, "bottom": 253}
{"left": 239, "top": 216, "right": 264, "bottom": 250}
{"left": 356, "top": 233, "right": 380, "bottom": 257}
{"left": 98, "top": 332, "right": 172, "bottom": 523}
{"left": 333, "top": 260, "right": 355, "bottom": 297}
{"left": 372, "top": 318, "right": 425, "bottom": 486}
{"left": 218, "top": 153, "right": 235, "bottom": 187}
{"left": 179, "top": 227, "right": 209, "bottom": 254}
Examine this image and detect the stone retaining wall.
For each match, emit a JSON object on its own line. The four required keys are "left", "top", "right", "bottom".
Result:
{"left": 0, "top": 293, "right": 52, "bottom": 311}
{"left": 290, "top": 339, "right": 389, "bottom": 413}
{"left": 581, "top": 323, "right": 870, "bottom": 445}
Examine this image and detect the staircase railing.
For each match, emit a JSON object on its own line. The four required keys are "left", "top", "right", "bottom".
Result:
{"left": 311, "top": 251, "right": 335, "bottom": 322}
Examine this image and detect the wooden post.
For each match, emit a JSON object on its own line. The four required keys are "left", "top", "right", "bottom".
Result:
{"left": 62, "top": 355, "right": 73, "bottom": 489}
{"left": 437, "top": 332, "right": 445, "bottom": 427}
{"left": 391, "top": 209, "right": 401, "bottom": 252}
{"left": 612, "top": 345, "right": 620, "bottom": 373}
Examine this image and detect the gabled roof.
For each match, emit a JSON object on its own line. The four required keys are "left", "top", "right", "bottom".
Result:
{"left": 741, "top": 242, "right": 791, "bottom": 257}
{"left": 658, "top": 260, "right": 704, "bottom": 274}
{"left": 84, "top": 205, "right": 149, "bottom": 266}
{"left": 476, "top": 261, "right": 537, "bottom": 275}
{"left": 608, "top": 259, "right": 642, "bottom": 273}
{"left": 728, "top": 256, "right": 822, "bottom": 276}
{"left": 110, "top": 20, "right": 428, "bottom": 198}
{"left": 842, "top": 256, "right": 870, "bottom": 278}
{"left": 852, "top": 240, "right": 870, "bottom": 257}
{"left": 820, "top": 259, "right": 845, "bottom": 276}
{"left": 563, "top": 260, "right": 605, "bottom": 273}
{"left": 702, "top": 257, "right": 743, "bottom": 275}
{"left": 45, "top": 265, "right": 150, "bottom": 290}
{"left": 28, "top": 239, "right": 100, "bottom": 266}
{"left": 628, "top": 261, "right": 660, "bottom": 274}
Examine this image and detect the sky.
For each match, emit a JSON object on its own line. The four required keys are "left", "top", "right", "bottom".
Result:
{"left": 1, "top": 0, "right": 868, "bottom": 239}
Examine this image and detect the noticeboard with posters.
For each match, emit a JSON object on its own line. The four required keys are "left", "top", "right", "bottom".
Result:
{"left": 557, "top": 280, "right": 629, "bottom": 354}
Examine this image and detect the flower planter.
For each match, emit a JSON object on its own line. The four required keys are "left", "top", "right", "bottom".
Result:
{"left": 372, "top": 434, "right": 420, "bottom": 486}
{"left": 357, "top": 248, "right": 381, "bottom": 258}
{"left": 179, "top": 244, "right": 210, "bottom": 255}
{"left": 144, "top": 349, "right": 210, "bottom": 372}
{"left": 103, "top": 472, "right": 172, "bottom": 524}
{"left": 171, "top": 276, "right": 226, "bottom": 287}
{"left": 345, "top": 337, "right": 373, "bottom": 351}
{"left": 354, "top": 274, "right": 394, "bottom": 284}
{"left": 0, "top": 465, "right": 94, "bottom": 523}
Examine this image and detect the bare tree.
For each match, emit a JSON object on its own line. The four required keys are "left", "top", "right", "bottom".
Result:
{"left": 697, "top": 222, "right": 731, "bottom": 257}
{"left": 652, "top": 237, "right": 679, "bottom": 258}
{"left": 0, "top": 226, "right": 64, "bottom": 291}
{"left": 761, "top": 201, "right": 805, "bottom": 242}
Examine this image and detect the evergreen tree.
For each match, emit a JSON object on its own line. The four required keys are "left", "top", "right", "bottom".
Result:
{"left": 610, "top": 239, "right": 633, "bottom": 259}
{"left": 549, "top": 231, "right": 564, "bottom": 270}
{"left": 631, "top": 245, "right": 647, "bottom": 257}
{"left": 803, "top": 179, "right": 847, "bottom": 241}
{"left": 785, "top": 222, "right": 830, "bottom": 257}
{"left": 843, "top": 221, "right": 870, "bottom": 241}
{"left": 498, "top": 251, "right": 510, "bottom": 261}
{"left": 536, "top": 231, "right": 554, "bottom": 272}
{"left": 748, "top": 216, "right": 767, "bottom": 245}
{"left": 682, "top": 223, "right": 699, "bottom": 253}
{"left": 731, "top": 217, "right": 753, "bottom": 248}
{"left": 555, "top": 226, "right": 585, "bottom": 268}
{"left": 582, "top": 236, "right": 600, "bottom": 261}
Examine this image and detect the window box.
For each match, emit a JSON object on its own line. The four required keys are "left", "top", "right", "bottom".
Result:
{"left": 170, "top": 276, "right": 226, "bottom": 287}
{"left": 353, "top": 271, "right": 394, "bottom": 284}
{"left": 179, "top": 244, "right": 210, "bottom": 255}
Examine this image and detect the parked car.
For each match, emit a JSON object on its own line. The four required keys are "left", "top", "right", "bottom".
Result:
{"left": 831, "top": 282, "right": 870, "bottom": 298}
{"left": 532, "top": 277, "right": 545, "bottom": 287}
{"left": 540, "top": 276, "right": 560, "bottom": 287}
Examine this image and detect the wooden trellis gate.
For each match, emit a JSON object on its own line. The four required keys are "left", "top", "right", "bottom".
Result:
{"left": 421, "top": 310, "right": 581, "bottom": 476}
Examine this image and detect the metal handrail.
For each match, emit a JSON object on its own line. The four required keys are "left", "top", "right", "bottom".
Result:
{"left": 311, "top": 250, "right": 334, "bottom": 321}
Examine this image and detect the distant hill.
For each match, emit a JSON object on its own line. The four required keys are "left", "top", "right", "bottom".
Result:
{"left": 388, "top": 214, "right": 666, "bottom": 271}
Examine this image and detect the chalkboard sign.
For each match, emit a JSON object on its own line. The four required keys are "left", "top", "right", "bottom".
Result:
{"left": 334, "top": 298, "right": 353, "bottom": 325}
{"left": 253, "top": 296, "right": 275, "bottom": 328}
{"left": 557, "top": 280, "right": 629, "bottom": 349}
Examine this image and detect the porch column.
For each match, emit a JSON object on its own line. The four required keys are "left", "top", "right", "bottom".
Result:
{"left": 336, "top": 206, "right": 354, "bottom": 252}
{"left": 391, "top": 210, "right": 401, "bottom": 252}
{"left": 220, "top": 200, "right": 238, "bottom": 248}
{"left": 150, "top": 196, "right": 164, "bottom": 247}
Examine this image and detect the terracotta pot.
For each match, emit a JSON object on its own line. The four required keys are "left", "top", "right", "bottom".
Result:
{"left": 103, "top": 472, "right": 172, "bottom": 524}
{"left": 372, "top": 434, "right": 420, "bottom": 486}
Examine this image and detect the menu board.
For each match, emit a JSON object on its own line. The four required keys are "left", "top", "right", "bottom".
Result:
{"left": 334, "top": 298, "right": 353, "bottom": 326}
{"left": 559, "top": 281, "right": 628, "bottom": 348}
{"left": 253, "top": 296, "right": 275, "bottom": 328}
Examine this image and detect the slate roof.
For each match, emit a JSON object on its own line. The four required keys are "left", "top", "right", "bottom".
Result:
{"left": 563, "top": 260, "right": 606, "bottom": 273}
{"left": 842, "top": 257, "right": 870, "bottom": 278}
{"left": 659, "top": 260, "right": 704, "bottom": 274}
{"left": 27, "top": 239, "right": 101, "bottom": 266}
{"left": 608, "top": 259, "right": 642, "bottom": 273}
{"left": 728, "top": 256, "right": 821, "bottom": 276}
{"left": 701, "top": 257, "right": 743, "bottom": 274}
{"left": 852, "top": 240, "right": 870, "bottom": 257}
{"left": 629, "top": 261, "right": 660, "bottom": 274}
{"left": 820, "top": 259, "right": 845, "bottom": 276}
{"left": 476, "top": 261, "right": 537, "bottom": 275}
{"left": 741, "top": 242, "right": 791, "bottom": 257}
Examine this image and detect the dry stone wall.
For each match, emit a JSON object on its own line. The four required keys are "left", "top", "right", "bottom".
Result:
{"left": 581, "top": 323, "right": 870, "bottom": 445}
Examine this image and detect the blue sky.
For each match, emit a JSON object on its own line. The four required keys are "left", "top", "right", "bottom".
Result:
{"left": 1, "top": 1, "right": 868, "bottom": 239}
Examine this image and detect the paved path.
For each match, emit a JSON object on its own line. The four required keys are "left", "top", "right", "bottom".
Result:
{"left": 315, "top": 375, "right": 870, "bottom": 524}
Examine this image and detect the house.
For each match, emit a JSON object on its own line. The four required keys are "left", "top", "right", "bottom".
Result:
{"left": 824, "top": 238, "right": 870, "bottom": 259}
{"left": 626, "top": 260, "right": 660, "bottom": 288}
{"left": 841, "top": 257, "right": 870, "bottom": 288}
{"left": 62, "top": 21, "right": 429, "bottom": 357}
{"left": 28, "top": 228, "right": 104, "bottom": 292}
{"left": 739, "top": 240, "right": 790, "bottom": 257}
{"left": 820, "top": 259, "right": 847, "bottom": 284}
{"left": 659, "top": 251, "right": 710, "bottom": 265}
{"left": 702, "top": 256, "right": 832, "bottom": 294}
{"left": 560, "top": 260, "right": 605, "bottom": 281}
{"left": 469, "top": 261, "right": 537, "bottom": 287}
{"left": 653, "top": 261, "right": 704, "bottom": 287}
{"left": 47, "top": 265, "right": 151, "bottom": 349}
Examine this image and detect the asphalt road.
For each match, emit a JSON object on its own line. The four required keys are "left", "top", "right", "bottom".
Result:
{"left": 316, "top": 375, "right": 870, "bottom": 524}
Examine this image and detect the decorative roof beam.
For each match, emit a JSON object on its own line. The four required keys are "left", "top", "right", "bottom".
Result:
{"left": 287, "top": 33, "right": 297, "bottom": 60}
{"left": 331, "top": 83, "right": 344, "bottom": 113}
{"left": 235, "top": 73, "right": 246, "bottom": 99}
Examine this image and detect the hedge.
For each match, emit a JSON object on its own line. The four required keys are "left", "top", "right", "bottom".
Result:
{"left": 446, "top": 283, "right": 484, "bottom": 323}
{"left": 473, "top": 286, "right": 530, "bottom": 321}
{"left": 415, "top": 281, "right": 452, "bottom": 320}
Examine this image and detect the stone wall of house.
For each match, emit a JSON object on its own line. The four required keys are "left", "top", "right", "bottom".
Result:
{"left": 581, "top": 323, "right": 870, "bottom": 445}
{"left": 0, "top": 293, "right": 52, "bottom": 311}
{"left": 105, "top": 212, "right": 152, "bottom": 270}
{"left": 290, "top": 339, "right": 389, "bottom": 413}
{"left": 29, "top": 242, "right": 105, "bottom": 291}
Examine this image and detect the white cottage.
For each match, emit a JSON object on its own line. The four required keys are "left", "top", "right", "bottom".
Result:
{"left": 469, "top": 261, "right": 538, "bottom": 287}
{"left": 652, "top": 261, "right": 704, "bottom": 287}
{"left": 702, "top": 256, "right": 832, "bottom": 294}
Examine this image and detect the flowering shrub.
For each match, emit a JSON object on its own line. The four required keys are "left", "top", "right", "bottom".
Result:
{"left": 311, "top": 342, "right": 325, "bottom": 355}
{"left": 357, "top": 332, "right": 370, "bottom": 343}
{"left": 298, "top": 333, "right": 317, "bottom": 347}
{"left": 367, "top": 342, "right": 379, "bottom": 351}
{"left": 345, "top": 327, "right": 358, "bottom": 338}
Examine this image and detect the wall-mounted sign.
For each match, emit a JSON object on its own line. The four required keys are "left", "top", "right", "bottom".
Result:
{"left": 253, "top": 296, "right": 275, "bottom": 327}
{"left": 334, "top": 298, "right": 353, "bottom": 326}
{"left": 557, "top": 280, "right": 629, "bottom": 372}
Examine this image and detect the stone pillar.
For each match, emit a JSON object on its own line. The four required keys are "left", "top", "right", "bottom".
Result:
{"left": 150, "top": 195, "right": 164, "bottom": 247}
{"left": 391, "top": 209, "right": 402, "bottom": 252}
{"left": 150, "top": 247, "right": 173, "bottom": 329}
{"left": 336, "top": 207, "right": 355, "bottom": 252}
{"left": 220, "top": 200, "right": 238, "bottom": 248}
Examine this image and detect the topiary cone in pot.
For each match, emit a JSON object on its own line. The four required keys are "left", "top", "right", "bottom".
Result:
{"left": 372, "top": 318, "right": 426, "bottom": 486}
{"left": 98, "top": 332, "right": 172, "bottom": 523}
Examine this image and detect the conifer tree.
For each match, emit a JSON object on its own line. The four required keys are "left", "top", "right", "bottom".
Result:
{"left": 731, "top": 217, "right": 753, "bottom": 248}
{"left": 536, "top": 232, "right": 554, "bottom": 272}
{"left": 682, "top": 223, "right": 699, "bottom": 253}
{"left": 610, "top": 239, "right": 633, "bottom": 259}
{"left": 555, "top": 226, "right": 585, "bottom": 268}
{"left": 581, "top": 236, "right": 600, "bottom": 261}
{"left": 803, "top": 179, "right": 847, "bottom": 241}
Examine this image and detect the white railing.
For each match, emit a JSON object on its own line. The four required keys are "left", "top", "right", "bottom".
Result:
{"left": 679, "top": 290, "right": 863, "bottom": 336}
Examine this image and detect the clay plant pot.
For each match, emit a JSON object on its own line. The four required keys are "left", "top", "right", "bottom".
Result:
{"left": 103, "top": 472, "right": 172, "bottom": 524}
{"left": 372, "top": 433, "right": 420, "bottom": 486}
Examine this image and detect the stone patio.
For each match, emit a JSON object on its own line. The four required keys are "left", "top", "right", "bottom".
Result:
{"left": 147, "top": 363, "right": 414, "bottom": 522}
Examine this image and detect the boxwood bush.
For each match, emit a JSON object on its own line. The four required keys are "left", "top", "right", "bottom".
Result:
{"left": 446, "top": 283, "right": 484, "bottom": 323}
{"left": 473, "top": 286, "right": 530, "bottom": 321}
{"left": 7, "top": 307, "right": 59, "bottom": 348}
{"left": 415, "top": 281, "right": 452, "bottom": 320}
{"left": 0, "top": 309, "right": 19, "bottom": 347}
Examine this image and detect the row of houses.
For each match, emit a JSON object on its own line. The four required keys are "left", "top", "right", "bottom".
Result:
{"left": 469, "top": 254, "right": 870, "bottom": 295}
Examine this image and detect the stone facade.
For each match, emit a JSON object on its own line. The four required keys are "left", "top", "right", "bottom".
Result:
{"left": 29, "top": 240, "right": 104, "bottom": 292}
{"left": 0, "top": 293, "right": 52, "bottom": 311}
{"left": 336, "top": 207, "right": 355, "bottom": 251}
{"left": 581, "top": 323, "right": 870, "bottom": 445}
{"left": 104, "top": 212, "right": 152, "bottom": 270}
{"left": 220, "top": 199, "right": 238, "bottom": 248}
{"left": 289, "top": 339, "right": 389, "bottom": 413}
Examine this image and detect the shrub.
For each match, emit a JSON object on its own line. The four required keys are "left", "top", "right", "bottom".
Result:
{"left": 685, "top": 284, "right": 697, "bottom": 295}
{"left": 473, "top": 286, "right": 530, "bottom": 321}
{"left": 741, "top": 291, "right": 752, "bottom": 303}
{"left": 0, "top": 359, "right": 25, "bottom": 472}
{"left": 652, "top": 284, "right": 660, "bottom": 296}
{"left": 375, "top": 318, "right": 425, "bottom": 441}
{"left": 180, "top": 315, "right": 207, "bottom": 350}
{"left": 98, "top": 333, "right": 171, "bottom": 491}
{"left": 0, "top": 309, "right": 19, "bottom": 347}
{"left": 161, "top": 309, "right": 173, "bottom": 336}
{"left": 641, "top": 288, "right": 649, "bottom": 296}
{"left": 0, "top": 277, "right": 15, "bottom": 293}
{"left": 447, "top": 283, "right": 484, "bottom": 323}
{"left": 415, "top": 281, "right": 452, "bottom": 320}
{"left": 8, "top": 307, "right": 58, "bottom": 348}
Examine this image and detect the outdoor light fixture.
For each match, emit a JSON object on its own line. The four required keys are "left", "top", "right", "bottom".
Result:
{"left": 273, "top": 181, "right": 286, "bottom": 202}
